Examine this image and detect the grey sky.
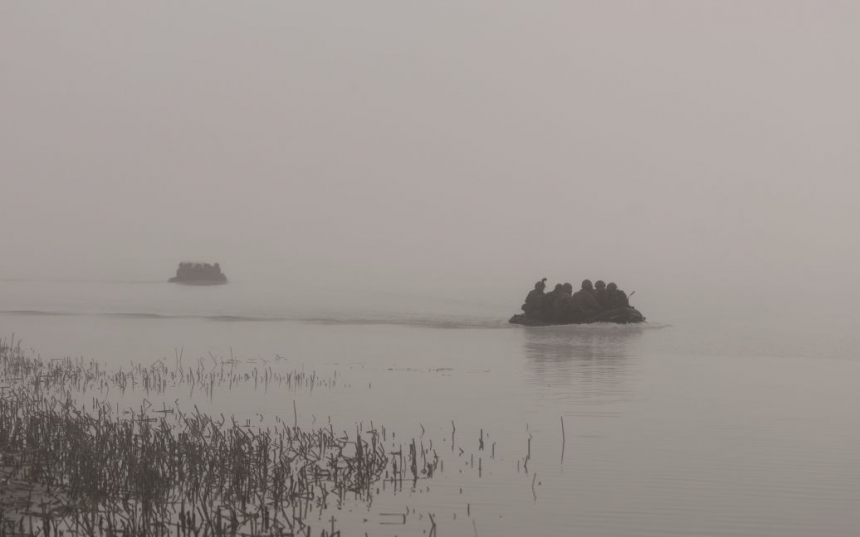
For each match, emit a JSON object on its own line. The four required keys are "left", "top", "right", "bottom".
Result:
{"left": 1, "top": 1, "right": 858, "bottom": 307}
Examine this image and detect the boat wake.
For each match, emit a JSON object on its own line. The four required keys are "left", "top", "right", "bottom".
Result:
{"left": 0, "top": 309, "right": 669, "bottom": 331}
{"left": 0, "top": 309, "right": 511, "bottom": 330}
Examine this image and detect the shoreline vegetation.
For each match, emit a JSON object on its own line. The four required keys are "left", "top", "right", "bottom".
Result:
{"left": 0, "top": 338, "right": 446, "bottom": 537}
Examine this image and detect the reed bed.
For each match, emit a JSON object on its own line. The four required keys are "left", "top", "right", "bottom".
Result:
{"left": 0, "top": 338, "right": 444, "bottom": 536}
{"left": 5, "top": 350, "right": 334, "bottom": 402}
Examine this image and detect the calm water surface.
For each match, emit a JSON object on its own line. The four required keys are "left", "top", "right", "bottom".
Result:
{"left": 1, "top": 280, "right": 859, "bottom": 536}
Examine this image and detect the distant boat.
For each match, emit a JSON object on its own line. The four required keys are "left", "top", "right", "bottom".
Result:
{"left": 168, "top": 262, "right": 228, "bottom": 285}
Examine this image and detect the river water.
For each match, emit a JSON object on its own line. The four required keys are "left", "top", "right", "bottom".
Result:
{"left": 1, "top": 280, "right": 859, "bottom": 536}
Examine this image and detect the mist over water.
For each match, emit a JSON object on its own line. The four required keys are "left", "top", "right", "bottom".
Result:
{"left": 2, "top": 280, "right": 860, "bottom": 536}
{"left": 2, "top": 2, "right": 860, "bottom": 536}
{"left": 2, "top": 1, "right": 859, "bottom": 308}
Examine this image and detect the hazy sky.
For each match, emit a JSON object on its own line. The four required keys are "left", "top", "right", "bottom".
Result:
{"left": 2, "top": 2, "right": 858, "bottom": 306}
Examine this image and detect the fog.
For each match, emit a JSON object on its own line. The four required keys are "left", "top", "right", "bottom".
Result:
{"left": 2, "top": 1, "right": 858, "bottom": 311}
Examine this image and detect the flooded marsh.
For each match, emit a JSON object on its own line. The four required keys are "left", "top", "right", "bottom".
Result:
{"left": 1, "top": 281, "right": 860, "bottom": 536}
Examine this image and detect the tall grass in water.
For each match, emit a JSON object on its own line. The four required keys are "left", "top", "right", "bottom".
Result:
{"left": 0, "top": 337, "right": 444, "bottom": 537}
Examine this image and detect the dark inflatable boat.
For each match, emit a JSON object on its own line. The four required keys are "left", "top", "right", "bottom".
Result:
{"left": 169, "top": 262, "right": 228, "bottom": 285}
{"left": 509, "top": 306, "right": 646, "bottom": 326}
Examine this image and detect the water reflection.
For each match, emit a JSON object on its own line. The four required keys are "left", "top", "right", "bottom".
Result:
{"left": 522, "top": 325, "right": 644, "bottom": 406}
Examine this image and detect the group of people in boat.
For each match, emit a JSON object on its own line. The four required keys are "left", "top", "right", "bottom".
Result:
{"left": 173, "top": 262, "right": 225, "bottom": 281}
{"left": 521, "top": 278, "right": 631, "bottom": 323}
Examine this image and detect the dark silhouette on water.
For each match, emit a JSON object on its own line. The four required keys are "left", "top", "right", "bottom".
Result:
{"left": 511, "top": 278, "right": 645, "bottom": 325}
{"left": 168, "top": 262, "right": 228, "bottom": 285}
{"left": 521, "top": 278, "right": 547, "bottom": 318}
